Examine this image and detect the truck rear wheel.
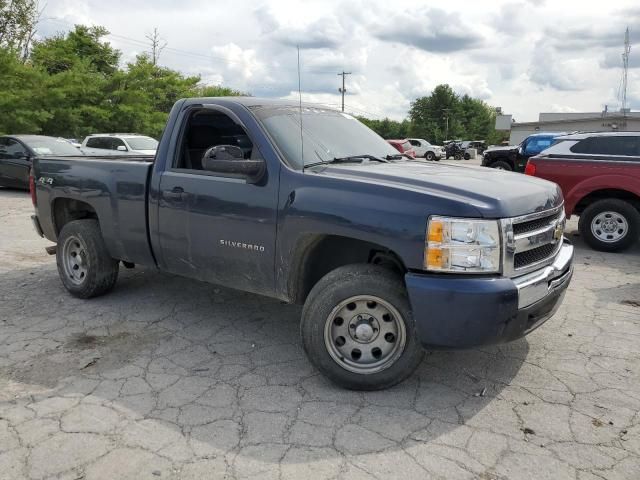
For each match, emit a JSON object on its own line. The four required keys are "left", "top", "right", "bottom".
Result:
{"left": 56, "top": 219, "right": 119, "bottom": 298}
{"left": 301, "top": 264, "right": 424, "bottom": 390}
{"left": 578, "top": 199, "right": 640, "bottom": 252}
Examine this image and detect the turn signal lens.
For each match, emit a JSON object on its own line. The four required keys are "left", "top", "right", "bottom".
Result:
{"left": 426, "top": 247, "right": 445, "bottom": 269}
{"left": 427, "top": 220, "right": 444, "bottom": 243}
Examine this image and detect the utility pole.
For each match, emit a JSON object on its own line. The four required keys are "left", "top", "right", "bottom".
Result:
{"left": 620, "top": 26, "right": 631, "bottom": 114}
{"left": 442, "top": 108, "right": 451, "bottom": 141}
{"left": 337, "top": 71, "right": 352, "bottom": 112}
{"left": 145, "top": 27, "right": 167, "bottom": 66}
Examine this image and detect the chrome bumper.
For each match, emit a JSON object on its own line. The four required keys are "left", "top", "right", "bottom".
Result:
{"left": 514, "top": 240, "right": 574, "bottom": 309}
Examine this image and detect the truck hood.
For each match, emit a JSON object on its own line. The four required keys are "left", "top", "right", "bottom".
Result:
{"left": 313, "top": 160, "right": 562, "bottom": 218}
{"left": 485, "top": 145, "right": 517, "bottom": 154}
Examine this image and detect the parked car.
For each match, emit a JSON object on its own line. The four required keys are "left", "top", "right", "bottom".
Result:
{"left": 30, "top": 97, "right": 573, "bottom": 390}
{"left": 526, "top": 132, "right": 640, "bottom": 252}
{"left": 407, "top": 138, "right": 444, "bottom": 161}
{"left": 0, "top": 135, "right": 82, "bottom": 189}
{"left": 81, "top": 133, "right": 159, "bottom": 155}
{"left": 482, "top": 133, "right": 565, "bottom": 172}
{"left": 386, "top": 139, "right": 416, "bottom": 158}
{"left": 460, "top": 140, "right": 487, "bottom": 156}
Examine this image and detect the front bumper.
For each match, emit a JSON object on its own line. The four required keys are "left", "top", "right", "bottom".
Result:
{"left": 405, "top": 240, "right": 574, "bottom": 349}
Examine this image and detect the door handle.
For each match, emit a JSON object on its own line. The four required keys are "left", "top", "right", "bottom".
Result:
{"left": 163, "top": 186, "right": 185, "bottom": 200}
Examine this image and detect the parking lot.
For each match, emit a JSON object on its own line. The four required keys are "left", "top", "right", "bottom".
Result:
{"left": 1, "top": 188, "right": 639, "bottom": 480}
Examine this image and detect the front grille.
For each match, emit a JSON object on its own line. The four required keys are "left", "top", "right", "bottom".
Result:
{"left": 514, "top": 243, "right": 557, "bottom": 269}
{"left": 512, "top": 213, "right": 558, "bottom": 235}
{"left": 505, "top": 205, "right": 565, "bottom": 276}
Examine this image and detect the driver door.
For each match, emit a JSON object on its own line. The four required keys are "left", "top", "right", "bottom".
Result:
{"left": 156, "top": 107, "right": 279, "bottom": 297}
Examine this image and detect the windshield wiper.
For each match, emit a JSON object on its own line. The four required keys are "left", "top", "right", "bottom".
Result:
{"left": 385, "top": 154, "right": 404, "bottom": 160}
{"left": 304, "top": 155, "right": 388, "bottom": 169}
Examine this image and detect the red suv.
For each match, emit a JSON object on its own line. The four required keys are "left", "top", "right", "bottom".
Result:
{"left": 526, "top": 132, "right": 640, "bottom": 251}
{"left": 387, "top": 139, "right": 416, "bottom": 158}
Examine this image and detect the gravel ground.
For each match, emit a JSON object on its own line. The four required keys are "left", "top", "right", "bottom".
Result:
{"left": 1, "top": 187, "right": 639, "bottom": 480}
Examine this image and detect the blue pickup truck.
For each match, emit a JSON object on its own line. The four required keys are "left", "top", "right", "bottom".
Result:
{"left": 30, "top": 97, "right": 574, "bottom": 390}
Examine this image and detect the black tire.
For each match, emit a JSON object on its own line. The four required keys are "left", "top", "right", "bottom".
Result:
{"left": 490, "top": 160, "right": 512, "bottom": 171}
{"left": 463, "top": 153, "right": 471, "bottom": 160}
{"left": 56, "top": 219, "right": 119, "bottom": 298}
{"left": 578, "top": 199, "right": 640, "bottom": 252}
{"left": 425, "top": 151, "right": 435, "bottom": 161}
{"left": 454, "top": 154, "right": 462, "bottom": 160}
{"left": 301, "top": 264, "right": 424, "bottom": 390}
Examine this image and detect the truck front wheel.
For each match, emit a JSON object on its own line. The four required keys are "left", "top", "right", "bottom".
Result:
{"left": 578, "top": 199, "right": 640, "bottom": 252}
{"left": 56, "top": 219, "right": 119, "bottom": 298}
{"left": 490, "top": 160, "right": 512, "bottom": 171}
{"left": 301, "top": 264, "right": 424, "bottom": 390}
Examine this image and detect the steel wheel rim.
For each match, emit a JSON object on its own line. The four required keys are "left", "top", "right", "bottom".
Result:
{"left": 591, "top": 211, "right": 628, "bottom": 243}
{"left": 324, "top": 295, "right": 406, "bottom": 374}
{"left": 62, "top": 235, "right": 88, "bottom": 285}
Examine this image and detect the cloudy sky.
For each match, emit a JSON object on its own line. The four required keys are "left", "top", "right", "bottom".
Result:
{"left": 39, "top": 0, "right": 640, "bottom": 121}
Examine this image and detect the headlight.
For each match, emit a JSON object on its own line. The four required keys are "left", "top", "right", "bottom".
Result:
{"left": 425, "top": 217, "right": 501, "bottom": 273}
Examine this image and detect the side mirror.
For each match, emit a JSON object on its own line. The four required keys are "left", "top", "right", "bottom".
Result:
{"left": 116, "top": 145, "right": 127, "bottom": 152}
{"left": 202, "top": 145, "right": 265, "bottom": 183}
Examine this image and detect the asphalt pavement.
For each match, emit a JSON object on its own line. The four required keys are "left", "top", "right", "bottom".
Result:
{"left": 1, "top": 187, "right": 639, "bottom": 480}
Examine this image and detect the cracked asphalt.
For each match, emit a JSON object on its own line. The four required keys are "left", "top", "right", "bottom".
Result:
{"left": 1, "top": 188, "right": 639, "bottom": 480}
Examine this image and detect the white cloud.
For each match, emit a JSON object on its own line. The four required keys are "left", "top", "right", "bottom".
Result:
{"left": 210, "top": 43, "right": 264, "bottom": 81}
{"left": 38, "top": 0, "right": 639, "bottom": 121}
{"left": 549, "top": 104, "right": 579, "bottom": 113}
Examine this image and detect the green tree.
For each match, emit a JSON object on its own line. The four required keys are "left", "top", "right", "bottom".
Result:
{"left": 0, "top": 46, "right": 50, "bottom": 134}
{"left": 30, "top": 25, "right": 120, "bottom": 75}
{"left": 357, "top": 117, "right": 410, "bottom": 139}
{"left": 0, "top": 0, "right": 38, "bottom": 57}
{"left": 1, "top": 23, "right": 244, "bottom": 138}
{"left": 409, "top": 84, "right": 503, "bottom": 145}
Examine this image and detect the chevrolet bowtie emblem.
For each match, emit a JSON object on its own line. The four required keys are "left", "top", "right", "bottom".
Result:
{"left": 553, "top": 222, "right": 564, "bottom": 241}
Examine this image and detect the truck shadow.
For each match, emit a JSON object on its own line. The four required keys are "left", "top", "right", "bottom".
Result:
{"left": 1, "top": 263, "right": 529, "bottom": 467}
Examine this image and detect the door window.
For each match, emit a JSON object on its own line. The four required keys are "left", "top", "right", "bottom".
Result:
{"left": 1, "top": 139, "right": 28, "bottom": 159}
{"left": 86, "top": 137, "right": 109, "bottom": 149}
{"left": 524, "top": 137, "right": 553, "bottom": 156}
{"left": 110, "top": 138, "right": 126, "bottom": 150}
{"left": 175, "top": 109, "right": 257, "bottom": 173}
{"left": 570, "top": 136, "right": 639, "bottom": 157}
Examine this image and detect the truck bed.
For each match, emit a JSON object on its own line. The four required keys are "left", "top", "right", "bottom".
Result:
{"left": 33, "top": 155, "right": 156, "bottom": 267}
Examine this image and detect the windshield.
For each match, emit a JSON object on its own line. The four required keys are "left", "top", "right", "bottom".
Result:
{"left": 252, "top": 106, "right": 400, "bottom": 169}
{"left": 27, "top": 137, "right": 81, "bottom": 156}
{"left": 124, "top": 136, "right": 158, "bottom": 150}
